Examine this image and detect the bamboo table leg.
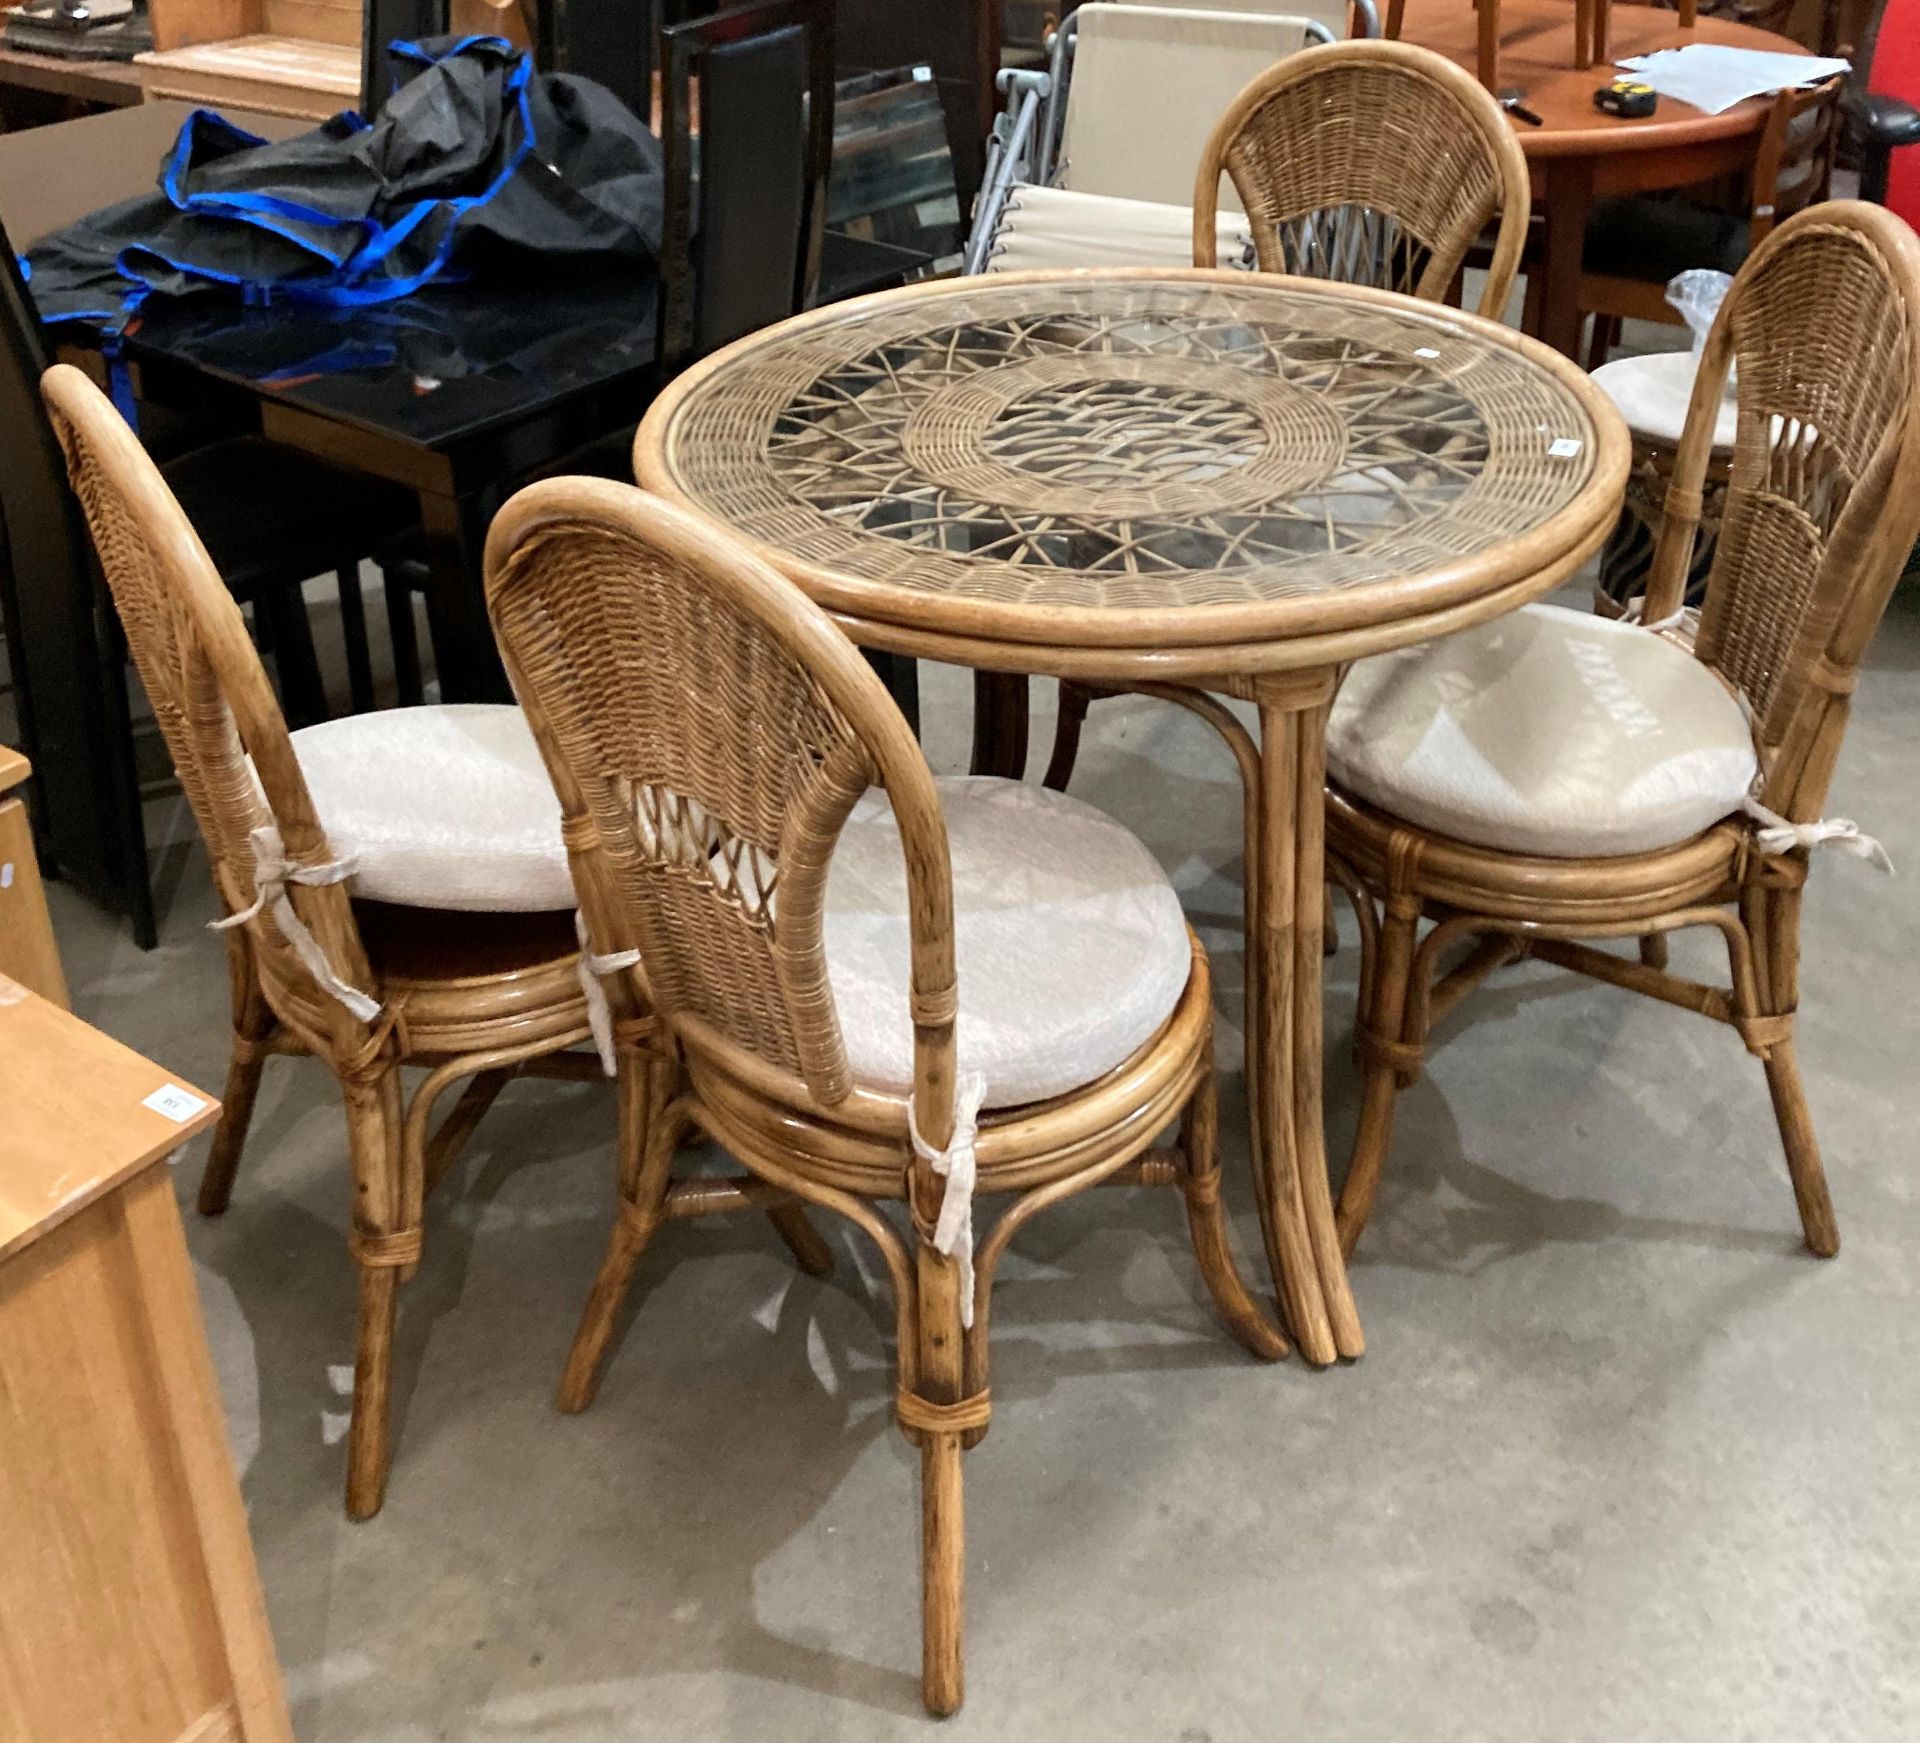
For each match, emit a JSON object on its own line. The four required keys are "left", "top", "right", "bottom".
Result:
{"left": 1239, "top": 671, "right": 1365, "bottom": 1364}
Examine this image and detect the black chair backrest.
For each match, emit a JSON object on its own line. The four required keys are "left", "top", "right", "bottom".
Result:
{"left": 657, "top": 0, "right": 835, "bottom": 377}
{"left": 538, "top": 0, "right": 656, "bottom": 124}
{"left": 360, "top": 0, "right": 451, "bottom": 120}
{"left": 0, "top": 217, "right": 146, "bottom": 927}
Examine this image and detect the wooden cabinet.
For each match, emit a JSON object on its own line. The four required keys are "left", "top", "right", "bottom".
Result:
{"left": 0, "top": 987, "right": 294, "bottom": 1743}
{"left": 0, "top": 747, "right": 65, "bottom": 1009}
{"left": 135, "top": 0, "right": 530, "bottom": 123}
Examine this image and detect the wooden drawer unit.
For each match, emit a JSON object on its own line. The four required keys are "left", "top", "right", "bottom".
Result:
{"left": 0, "top": 986, "right": 294, "bottom": 1743}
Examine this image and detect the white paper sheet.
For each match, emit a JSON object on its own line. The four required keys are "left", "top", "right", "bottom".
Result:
{"left": 1615, "top": 46, "right": 1850, "bottom": 116}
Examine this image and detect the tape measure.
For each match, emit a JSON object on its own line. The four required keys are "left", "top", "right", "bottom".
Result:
{"left": 1594, "top": 79, "right": 1657, "bottom": 119}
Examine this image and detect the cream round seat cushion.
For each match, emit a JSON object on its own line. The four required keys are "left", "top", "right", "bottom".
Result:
{"left": 1327, "top": 604, "right": 1760, "bottom": 859}
{"left": 289, "top": 704, "right": 574, "bottom": 911}
{"left": 823, "top": 777, "right": 1192, "bottom": 1109}
{"left": 1591, "top": 351, "right": 1738, "bottom": 449}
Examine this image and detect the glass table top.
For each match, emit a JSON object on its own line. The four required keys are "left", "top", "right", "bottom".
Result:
{"left": 650, "top": 274, "right": 1612, "bottom": 621}
{"left": 112, "top": 235, "right": 924, "bottom": 453}
{"left": 122, "top": 264, "right": 661, "bottom": 451}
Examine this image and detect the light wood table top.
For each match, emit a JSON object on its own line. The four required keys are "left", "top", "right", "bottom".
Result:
{"left": 0, "top": 985, "right": 219, "bottom": 1262}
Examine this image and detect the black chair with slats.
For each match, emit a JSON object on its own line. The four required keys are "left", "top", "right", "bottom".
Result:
{"left": 540, "top": 0, "right": 657, "bottom": 123}
{"left": 0, "top": 221, "right": 419, "bottom": 947}
{"left": 360, "top": 0, "right": 450, "bottom": 120}
{"left": 657, "top": 0, "right": 836, "bottom": 378}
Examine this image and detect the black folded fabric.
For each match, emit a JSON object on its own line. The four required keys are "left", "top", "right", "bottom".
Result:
{"left": 25, "top": 35, "right": 664, "bottom": 336}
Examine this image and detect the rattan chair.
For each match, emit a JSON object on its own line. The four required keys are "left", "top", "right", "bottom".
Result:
{"left": 483, "top": 477, "right": 1284, "bottom": 1717}
{"left": 40, "top": 364, "right": 829, "bottom": 1521}
{"left": 1320, "top": 201, "right": 1920, "bottom": 1263}
{"left": 1038, "top": 38, "right": 1534, "bottom": 791}
{"left": 1191, "top": 38, "right": 1531, "bottom": 309}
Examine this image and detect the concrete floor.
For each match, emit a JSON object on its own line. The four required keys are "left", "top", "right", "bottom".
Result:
{"left": 34, "top": 522, "right": 1920, "bottom": 1742}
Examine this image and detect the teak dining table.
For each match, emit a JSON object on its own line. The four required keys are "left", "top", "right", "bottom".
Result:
{"left": 1391, "top": 0, "right": 1816, "bottom": 358}
{"left": 636, "top": 269, "right": 1631, "bottom": 1362}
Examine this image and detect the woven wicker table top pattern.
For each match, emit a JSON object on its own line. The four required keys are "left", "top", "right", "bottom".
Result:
{"left": 645, "top": 272, "right": 1622, "bottom": 649}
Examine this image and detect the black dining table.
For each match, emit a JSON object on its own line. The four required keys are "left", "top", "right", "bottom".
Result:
{"left": 7, "top": 101, "right": 926, "bottom": 701}
{"left": 0, "top": 99, "right": 924, "bottom": 935}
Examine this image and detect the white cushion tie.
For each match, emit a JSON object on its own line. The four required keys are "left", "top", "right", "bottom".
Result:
{"left": 908, "top": 1070, "right": 989, "bottom": 1330}
{"left": 573, "top": 911, "right": 641, "bottom": 1077}
{"left": 1621, "top": 597, "right": 1691, "bottom": 636}
{"left": 1743, "top": 796, "right": 1893, "bottom": 873}
{"left": 210, "top": 823, "right": 380, "bottom": 1022}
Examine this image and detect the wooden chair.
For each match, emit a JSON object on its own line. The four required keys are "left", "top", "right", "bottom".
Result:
{"left": 40, "top": 363, "right": 827, "bottom": 1521}
{"left": 1039, "top": 38, "right": 1533, "bottom": 792}
{"left": 1382, "top": 0, "right": 1689, "bottom": 84}
{"left": 483, "top": 476, "right": 1284, "bottom": 1717}
{"left": 1320, "top": 201, "right": 1920, "bottom": 1263}
{"left": 1582, "top": 75, "right": 1845, "bottom": 367}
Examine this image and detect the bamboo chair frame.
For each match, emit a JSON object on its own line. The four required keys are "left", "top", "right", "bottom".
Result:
{"left": 1040, "top": 39, "right": 1534, "bottom": 796}
{"left": 1322, "top": 201, "right": 1920, "bottom": 1262}
{"left": 482, "top": 477, "right": 1285, "bottom": 1718}
{"left": 38, "top": 365, "right": 827, "bottom": 1521}
{"left": 1192, "top": 38, "right": 1533, "bottom": 318}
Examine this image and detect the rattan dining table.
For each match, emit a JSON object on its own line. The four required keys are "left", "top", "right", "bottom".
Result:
{"left": 635, "top": 268, "right": 1631, "bottom": 1364}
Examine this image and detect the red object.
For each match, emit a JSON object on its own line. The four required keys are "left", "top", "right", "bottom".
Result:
{"left": 1871, "top": 0, "right": 1920, "bottom": 230}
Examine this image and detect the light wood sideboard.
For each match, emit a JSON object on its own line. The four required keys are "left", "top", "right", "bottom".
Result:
{"left": 0, "top": 985, "right": 294, "bottom": 1743}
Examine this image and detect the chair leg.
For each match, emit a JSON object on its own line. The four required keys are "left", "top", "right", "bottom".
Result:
{"left": 383, "top": 566, "right": 425, "bottom": 707}
{"left": 768, "top": 1206, "right": 835, "bottom": 1275}
{"left": 1584, "top": 313, "right": 1621, "bottom": 373}
{"left": 1178, "top": 1064, "right": 1289, "bottom": 1360}
{"left": 1743, "top": 883, "right": 1839, "bottom": 1257}
{"left": 336, "top": 564, "right": 375, "bottom": 714}
{"left": 1336, "top": 892, "right": 1422, "bottom": 1258}
{"left": 1041, "top": 681, "right": 1095, "bottom": 792}
{"left": 1384, "top": 0, "right": 1404, "bottom": 36}
{"left": 342, "top": 1062, "right": 408, "bottom": 1521}
{"left": 557, "top": 1079, "right": 684, "bottom": 1414}
{"left": 261, "top": 584, "right": 330, "bottom": 727}
{"left": 199, "top": 934, "right": 276, "bottom": 1216}
{"left": 1638, "top": 933, "right": 1670, "bottom": 970}
{"left": 909, "top": 1235, "right": 972, "bottom": 1717}
{"left": 1761, "top": 1034, "right": 1839, "bottom": 1257}
{"left": 969, "top": 671, "right": 1029, "bottom": 779}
